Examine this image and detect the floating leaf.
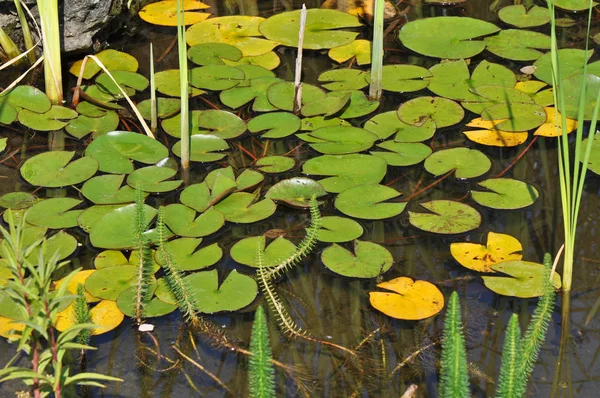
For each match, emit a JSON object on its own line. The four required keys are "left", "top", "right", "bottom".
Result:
{"left": 137, "top": 98, "right": 181, "bottom": 120}
{"left": 318, "top": 69, "right": 369, "bottom": 91}
{"left": 69, "top": 49, "right": 138, "bottom": 79}
{"left": 20, "top": 151, "right": 98, "bottom": 188}
{"left": 180, "top": 177, "right": 236, "bottom": 213}
{"left": 534, "top": 107, "right": 577, "bottom": 137}
{"left": 248, "top": 112, "right": 300, "bottom": 139}
{"left": 65, "top": 111, "right": 119, "bottom": 139}
{"left": 196, "top": 110, "right": 246, "bottom": 139}
{"left": 409, "top": 200, "right": 481, "bottom": 234}
{"left": 55, "top": 270, "right": 100, "bottom": 303}
{"left": 267, "top": 82, "right": 326, "bottom": 112}
{"left": 464, "top": 118, "right": 529, "bottom": 147}
{"left": 96, "top": 71, "right": 149, "bottom": 96}
{"left": 558, "top": 73, "right": 600, "bottom": 120}
{"left": 450, "top": 232, "right": 523, "bottom": 273}
{"left": 172, "top": 134, "right": 229, "bottom": 162}
{"left": 230, "top": 236, "right": 296, "bottom": 268}
{"left": 424, "top": 147, "right": 491, "bottom": 179}
{"left": 399, "top": 17, "right": 499, "bottom": 59}
{"left": 322, "top": 241, "right": 393, "bottom": 278}
{"left": 328, "top": 39, "right": 372, "bottom": 65}
{"left": 301, "top": 92, "right": 350, "bottom": 117}
{"left": 222, "top": 51, "right": 281, "bottom": 70}
{"left": 364, "top": 111, "right": 436, "bottom": 142}
{"left": 190, "top": 65, "right": 245, "bottom": 91}
{"left": 162, "top": 110, "right": 204, "bottom": 137}
{"left": 297, "top": 126, "right": 378, "bottom": 154}
{"left": 301, "top": 116, "right": 351, "bottom": 131}
{"left": 533, "top": 49, "right": 600, "bottom": 85}
{"left": 581, "top": 134, "right": 600, "bottom": 175}
{"left": 89, "top": 203, "right": 157, "bottom": 249}
{"left": 484, "top": 29, "right": 550, "bottom": 61}
{"left": 554, "top": 0, "right": 598, "bottom": 12}
{"left": 187, "top": 42, "right": 242, "bottom": 66}
{"left": 1, "top": 85, "right": 51, "bottom": 113}
{"left": 117, "top": 284, "right": 177, "bottom": 318}
{"left": 255, "top": 156, "right": 295, "bottom": 173}
{"left": 331, "top": 90, "right": 379, "bottom": 119}
{"left": 302, "top": 154, "right": 387, "bottom": 193}
{"left": 0, "top": 316, "right": 25, "bottom": 339}
{"left": 265, "top": 177, "right": 327, "bottom": 208}
{"left": 376, "top": 65, "right": 432, "bottom": 93}
{"left": 214, "top": 193, "right": 276, "bottom": 223}
{"left": 187, "top": 16, "right": 278, "bottom": 56}
{"left": 18, "top": 106, "right": 78, "bottom": 131}
{"left": 220, "top": 76, "right": 281, "bottom": 111}
{"left": 482, "top": 261, "right": 561, "bottom": 298}
{"left": 0, "top": 192, "right": 38, "bottom": 210}
{"left": 471, "top": 178, "right": 539, "bottom": 210}
{"left": 498, "top": 5, "right": 550, "bottom": 28}
{"left": 139, "top": 0, "right": 210, "bottom": 26}
{"left": 155, "top": 238, "right": 222, "bottom": 271}
{"left": 82, "top": 175, "right": 139, "bottom": 204}
{"left": 85, "top": 131, "right": 169, "bottom": 174}
{"left": 260, "top": 9, "right": 362, "bottom": 49}
{"left": 154, "top": 69, "right": 206, "bottom": 97}
{"left": 25, "top": 198, "right": 83, "bottom": 229}
{"left": 370, "top": 142, "right": 432, "bottom": 167}
{"left": 369, "top": 277, "right": 444, "bottom": 320}
{"left": 126, "top": 166, "right": 182, "bottom": 193}
{"left": 315, "top": 216, "right": 363, "bottom": 243}
{"left": 163, "top": 205, "right": 224, "bottom": 237}
{"left": 481, "top": 102, "right": 546, "bottom": 132}
{"left": 335, "top": 184, "right": 405, "bottom": 220}
{"left": 78, "top": 205, "right": 127, "bottom": 233}
{"left": 461, "top": 85, "right": 534, "bottom": 115}
{"left": 397, "top": 96, "right": 464, "bottom": 129}
{"left": 26, "top": 230, "right": 78, "bottom": 262}
{"left": 89, "top": 300, "right": 125, "bottom": 335}
{"left": 85, "top": 265, "right": 140, "bottom": 300}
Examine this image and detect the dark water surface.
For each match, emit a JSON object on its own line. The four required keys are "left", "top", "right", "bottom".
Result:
{"left": 1, "top": 0, "right": 599, "bottom": 397}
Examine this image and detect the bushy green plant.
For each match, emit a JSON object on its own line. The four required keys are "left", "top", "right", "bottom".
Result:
{"left": 134, "top": 183, "right": 154, "bottom": 324}
{"left": 439, "top": 291, "right": 469, "bottom": 398}
{"left": 248, "top": 306, "right": 275, "bottom": 398}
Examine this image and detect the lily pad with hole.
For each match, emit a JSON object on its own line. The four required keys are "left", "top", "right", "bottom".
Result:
{"left": 313, "top": 216, "right": 363, "bottom": 243}
{"left": 220, "top": 76, "right": 281, "bottom": 112}
{"left": 117, "top": 284, "right": 177, "bottom": 318}
{"left": 409, "top": 200, "right": 481, "bottom": 234}
{"left": 126, "top": 166, "right": 182, "bottom": 193}
{"left": 399, "top": 17, "right": 500, "bottom": 59}
{"left": 154, "top": 69, "right": 206, "bottom": 97}
{"left": 18, "top": 106, "right": 78, "bottom": 131}
{"left": 302, "top": 154, "right": 387, "bottom": 193}
{"left": 85, "top": 131, "right": 169, "bottom": 174}
{"left": 335, "top": 184, "right": 405, "bottom": 220}
{"left": 66, "top": 111, "right": 119, "bottom": 139}
{"left": 25, "top": 198, "right": 83, "bottom": 229}
{"left": 214, "top": 193, "right": 276, "bottom": 223}
{"left": 255, "top": 156, "right": 295, "bottom": 173}
{"left": 0, "top": 192, "right": 38, "bottom": 210}
{"left": 265, "top": 177, "right": 327, "bottom": 208}
{"left": 89, "top": 203, "right": 158, "bottom": 249}
{"left": 451, "top": 231, "right": 523, "bottom": 273}
{"left": 139, "top": 0, "right": 210, "bottom": 26}
{"left": 369, "top": 277, "right": 444, "bottom": 320}
{"left": 163, "top": 205, "right": 224, "bottom": 237}
{"left": 484, "top": 29, "right": 550, "bottom": 61}
{"left": 137, "top": 98, "right": 181, "bottom": 120}
{"left": 155, "top": 238, "right": 222, "bottom": 271}
{"left": 222, "top": 51, "right": 281, "bottom": 70}
{"left": 230, "top": 236, "right": 296, "bottom": 268}
{"left": 581, "top": 134, "right": 600, "bottom": 175}
{"left": 69, "top": 49, "right": 139, "bottom": 79}
{"left": 364, "top": 111, "right": 436, "bottom": 142}
{"left": 375, "top": 65, "right": 432, "bottom": 93}
{"left": 463, "top": 118, "right": 529, "bottom": 147}
{"left": 297, "top": 126, "right": 378, "bottom": 154}
{"left": 328, "top": 39, "right": 372, "bottom": 65}
{"left": 172, "top": 134, "right": 230, "bottom": 162}
{"left": 424, "top": 147, "right": 491, "bottom": 179}
{"left": 482, "top": 260, "right": 561, "bottom": 298}
{"left": 21, "top": 151, "right": 98, "bottom": 188}
{"left": 471, "top": 178, "right": 539, "bottom": 209}
{"left": 498, "top": 5, "right": 550, "bottom": 28}
{"left": 188, "top": 42, "right": 242, "bottom": 66}
{"left": 267, "top": 82, "right": 327, "bottom": 112}
{"left": 398, "top": 96, "right": 464, "bottom": 129}
{"left": 85, "top": 265, "right": 140, "bottom": 300}
{"left": 318, "top": 69, "right": 369, "bottom": 91}
{"left": 322, "top": 240, "right": 393, "bottom": 278}
{"left": 248, "top": 112, "right": 300, "bottom": 139}
{"left": 82, "top": 175, "right": 140, "bottom": 204}
{"left": 370, "top": 142, "right": 432, "bottom": 167}
{"left": 260, "top": 9, "right": 362, "bottom": 49}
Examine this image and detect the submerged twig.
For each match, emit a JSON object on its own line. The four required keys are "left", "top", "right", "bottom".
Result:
{"left": 293, "top": 4, "right": 307, "bottom": 114}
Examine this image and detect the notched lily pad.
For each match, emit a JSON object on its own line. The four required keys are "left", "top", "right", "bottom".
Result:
{"left": 424, "top": 147, "right": 491, "bottom": 179}
{"left": 314, "top": 216, "right": 363, "bottom": 243}
{"left": 482, "top": 260, "right": 561, "bottom": 298}
{"left": 255, "top": 156, "right": 295, "bottom": 173}
{"left": 322, "top": 240, "right": 393, "bottom": 278}
{"left": 230, "top": 236, "right": 296, "bottom": 268}
{"left": 471, "top": 178, "right": 539, "bottom": 210}
{"left": 369, "top": 277, "right": 444, "bottom": 320}
{"left": 155, "top": 237, "right": 222, "bottom": 271}
{"left": 335, "top": 184, "right": 405, "bottom": 220}
{"left": 302, "top": 154, "right": 387, "bottom": 193}
{"left": 397, "top": 96, "right": 464, "bottom": 129}
{"left": 265, "top": 177, "right": 327, "bottom": 208}
{"left": 20, "top": 151, "right": 98, "bottom": 188}
{"left": 451, "top": 232, "right": 523, "bottom": 273}
{"left": 408, "top": 200, "right": 481, "bottom": 234}
{"left": 214, "top": 192, "right": 276, "bottom": 223}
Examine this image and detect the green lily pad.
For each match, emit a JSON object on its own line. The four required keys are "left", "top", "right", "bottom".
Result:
{"left": 322, "top": 241, "right": 393, "bottom": 278}
{"left": 190, "top": 65, "right": 245, "bottom": 91}
{"left": 554, "top": 0, "right": 598, "bottom": 12}
{"left": 471, "top": 178, "right": 539, "bottom": 209}
{"left": 265, "top": 177, "right": 327, "bottom": 208}
{"left": 314, "top": 216, "right": 363, "bottom": 243}
{"left": 581, "top": 135, "right": 600, "bottom": 175}
{"left": 248, "top": 112, "right": 300, "bottom": 138}
{"left": 76, "top": 101, "right": 109, "bottom": 117}
{"left": 93, "top": 249, "right": 159, "bottom": 271}
{"left": 364, "top": 111, "right": 436, "bottom": 142}
{"left": 335, "top": 184, "right": 406, "bottom": 220}
{"left": 214, "top": 192, "right": 276, "bottom": 223}
{"left": 398, "top": 96, "right": 464, "bottom": 129}
{"left": 424, "top": 147, "right": 491, "bottom": 179}
{"left": 461, "top": 86, "right": 534, "bottom": 114}
{"left": 0, "top": 103, "right": 17, "bottom": 124}
{"left": 163, "top": 205, "right": 224, "bottom": 237}
{"left": 259, "top": 9, "right": 362, "bottom": 49}
{"left": 85, "top": 131, "right": 169, "bottom": 174}
{"left": 331, "top": 90, "right": 379, "bottom": 119}
{"left": 220, "top": 76, "right": 281, "bottom": 111}
{"left": 82, "top": 174, "right": 139, "bottom": 204}
{"left": 302, "top": 154, "right": 387, "bottom": 193}
{"left": 222, "top": 51, "right": 281, "bottom": 70}
{"left": 172, "top": 134, "right": 229, "bottom": 162}
{"left": 370, "top": 142, "right": 432, "bottom": 167}
{"left": 96, "top": 71, "right": 149, "bottom": 96}
{"left": 188, "top": 42, "right": 242, "bottom": 66}
{"left": 234, "top": 169, "right": 264, "bottom": 191}
{"left": 26, "top": 230, "right": 77, "bottom": 262}
{"left": 328, "top": 39, "right": 371, "bottom": 65}
{"left": 85, "top": 265, "right": 139, "bottom": 300}
{"left": 126, "top": 166, "right": 182, "bottom": 193}
{"left": 427, "top": 59, "right": 516, "bottom": 101}
{"left": 161, "top": 110, "right": 204, "bottom": 138}
{"left": 65, "top": 111, "right": 119, "bottom": 139}
{"left": 482, "top": 260, "right": 561, "bottom": 298}
{"left": 77, "top": 205, "right": 128, "bottom": 233}
{"left": 296, "top": 126, "right": 378, "bottom": 154}
{"left": 20, "top": 151, "right": 98, "bottom": 188}
{"left": 533, "top": 49, "right": 600, "bottom": 85}
{"left": 196, "top": 110, "right": 246, "bottom": 139}
{"left": 18, "top": 106, "right": 78, "bottom": 131}
{"left": 399, "top": 17, "right": 500, "bottom": 59}
{"left": 318, "top": 69, "right": 369, "bottom": 91}
{"left": 137, "top": 98, "right": 181, "bottom": 120}
{"left": 230, "top": 236, "right": 296, "bottom": 268}
{"left": 2, "top": 85, "right": 51, "bottom": 113}
{"left": 409, "top": 200, "right": 481, "bottom": 234}
{"left": 79, "top": 85, "right": 123, "bottom": 109}
{"left": 179, "top": 181, "right": 233, "bottom": 213}
{"left": 154, "top": 69, "right": 206, "bottom": 97}
{"left": 255, "top": 156, "right": 295, "bottom": 173}
{"left": 25, "top": 198, "right": 83, "bottom": 229}
{"left": 560, "top": 73, "right": 600, "bottom": 120}
{"left": 301, "top": 116, "right": 351, "bottom": 131}
{"left": 301, "top": 93, "right": 350, "bottom": 117}
{"left": 117, "top": 284, "right": 177, "bottom": 318}
{"left": 69, "top": 49, "right": 138, "bottom": 79}
{"left": 0, "top": 192, "right": 38, "bottom": 209}
{"left": 481, "top": 102, "right": 546, "bottom": 131}
{"left": 89, "top": 203, "right": 158, "bottom": 249}
{"left": 484, "top": 29, "right": 550, "bottom": 61}
{"left": 267, "top": 82, "right": 327, "bottom": 112}
{"left": 376, "top": 65, "right": 432, "bottom": 93}
{"left": 187, "top": 16, "right": 278, "bottom": 56}
{"left": 498, "top": 5, "right": 550, "bottom": 28}
{"left": 155, "top": 238, "right": 222, "bottom": 271}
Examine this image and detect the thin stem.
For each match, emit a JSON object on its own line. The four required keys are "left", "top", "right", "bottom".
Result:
{"left": 293, "top": 4, "right": 307, "bottom": 114}
{"left": 369, "top": 0, "right": 385, "bottom": 100}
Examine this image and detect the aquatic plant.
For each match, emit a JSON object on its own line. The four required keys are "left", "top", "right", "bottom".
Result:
{"left": 439, "top": 291, "right": 469, "bottom": 398}
{"left": 149, "top": 43, "right": 158, "bottom": 133}
{"left": 75, "top": 284, "right": 92, "bottom": 346}
{"left": 0, "top": 27, "right": 20, "bottom": 61}
{"left": 369, "top": 0, "right": 384, "bottom": 100}
{"left": 134, "top": 183, "right": 154, "bottom": 324}
{"left": 177, "top": 0, "right": 190, "bottom": 173}
{"left": 37, "top": 0, "right": 62, "bottom": 103}
{"left": 14, "top": 0, "right": 35, "bottom": 65}
{"left": 248, "top": 306, "right": 276, "bottom": 398}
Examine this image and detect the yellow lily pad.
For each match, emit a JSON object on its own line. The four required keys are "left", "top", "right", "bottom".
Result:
{"left": 328, "top": 39, "right": 372, "bottom": 65}
{"left": 369, "top": 277, "right": 444, "bottom": 320}
{"left": 139, "top": 0, "right": 210, "bottom": 26}
{"left": 464, "top": 118, "right": 529, "bottom": 147}
{"left": 55, "top": 299, "right": 124, "bottom": 336}
{"left": 55, "top": 270, "right": 101, "bottom": 303}
{"left": 0, "top": 316, "right": 25, "bottom": 339}
{"left": 450, "top": 231, "right": 523, "bottom": 273}
{"left": 534, "top": 107, "right": 577, "bottom": 137}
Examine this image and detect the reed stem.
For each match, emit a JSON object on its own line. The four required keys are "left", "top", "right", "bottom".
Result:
{"left": 369, "top": 0, "right": 385, "bottom": 101}
{"left": 37, "top": 0, "right": 63, "bottom": 104}
{"left": 177, "top": 0, "right": 190, "bottom": 173}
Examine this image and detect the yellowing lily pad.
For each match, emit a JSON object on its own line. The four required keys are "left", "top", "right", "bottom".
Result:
{"left": 55, "top": 299, "right": 124, "bottom": 336}
{"left": 408, "top": 200, "right": 481, "bottom": 234}
{"left": 464, "top": 118, "right": 529, "bottom": 147}
{"left": 55, "top": 270, "right": 100, "bottom": 303}
{"left": 450, "top": 232, "right": 523, "bottom": 273}
{"left": 328, "top": 39, "right": 372, "bottom": 65}
{"left": 534, "top": 107, "right": 577, "bottom": 137}
{"left": 369, "top": 277, "right": 444, "bottom": 320}
{"left": 0, "top": 315, "right": 25, "bottom": 339}
{"left": 139, "top": 0, "right": 210, "bottom": 26}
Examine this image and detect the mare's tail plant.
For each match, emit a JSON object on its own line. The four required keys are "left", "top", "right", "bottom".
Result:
{"left": 156, "top": 206, "right": 200, "bottom": 325}
{"left": 439, "top": 291, "right": 469, "bottom": 398}
{"left": 495, "top": 314, "right": 522, "bottom": 397}
{"left": 75, "top": 283, "right": 92, "bottom": 346}
{"left": 134, "top": 184, "right": 154, "bottom": 324}
{"left": 248, "top": 305, "right": 276, "bottom": 398}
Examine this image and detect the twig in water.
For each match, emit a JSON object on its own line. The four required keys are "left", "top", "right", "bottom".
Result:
{"left": 293, "top": 4, "right": 307, "bottom": 114}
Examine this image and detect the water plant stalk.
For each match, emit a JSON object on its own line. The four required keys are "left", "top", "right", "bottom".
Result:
{"left": 547, "top": 0, "right": 599, "bottom": 292}
{"left": 293, "top": 4, "right": 307, "bottom": 114}
{"left": 369, "top": 0, "right": 384, "bottom": 101}
{"left": 177, "top": 0, "right": 190, "bottom": 173}
{"left": 133, "top": 184, "right": 154, "bottom": 324}
{"left": 248, "top": 306, "right": 276, "bottom": 398}
{"left": 439, "top": 291, "right": 469, "bottom": 398}
{"left": 14, "top": 0, "right": 35, "bottom": 64}
{"left": 36, "top": 0, "right": 62, "bottom": 104}
{"left": 150, "top": 43, "right": 158, "bottom": 133}
{"left": 0, "top": 27, "right": 21, "bottom": 61}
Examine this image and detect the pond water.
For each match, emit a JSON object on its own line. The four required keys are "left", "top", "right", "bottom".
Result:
{"left": 1, "top": 0, "right": 600, "bottom": 397}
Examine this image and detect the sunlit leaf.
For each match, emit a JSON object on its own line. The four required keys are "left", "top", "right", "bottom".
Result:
{"left": 450, "top": 232, "right": 523, "bottom": 273}
{"left": 369, "top": 277, "right": 444, "bottom": 320}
